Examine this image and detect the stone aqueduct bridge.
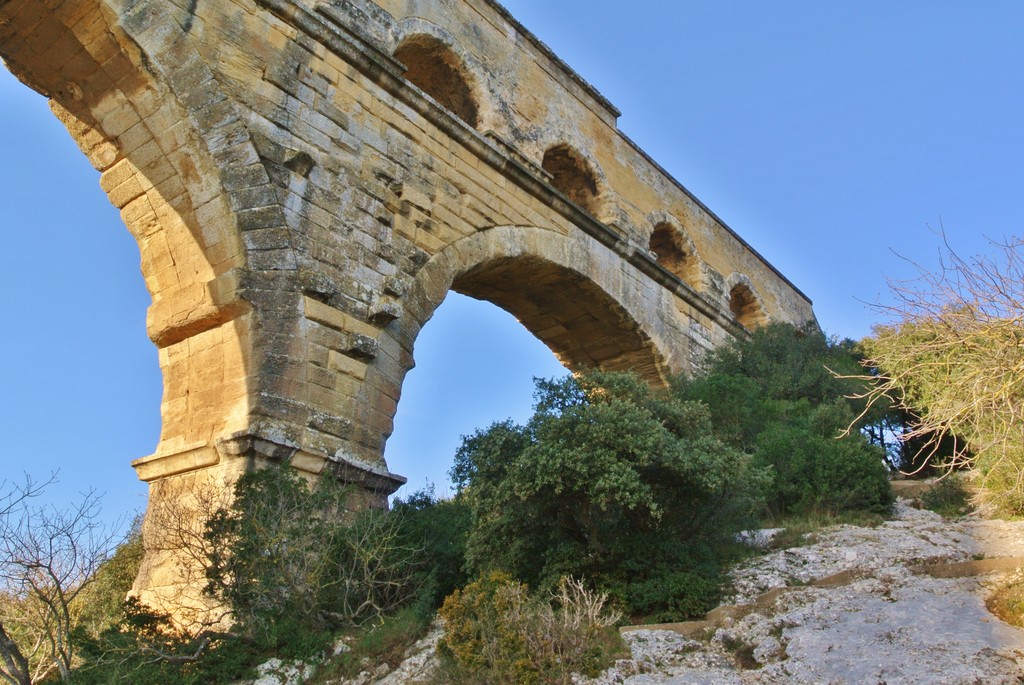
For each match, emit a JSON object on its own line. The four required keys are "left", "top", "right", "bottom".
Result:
{"left": 2, "top": 0, "right": 813, "bottom": 603}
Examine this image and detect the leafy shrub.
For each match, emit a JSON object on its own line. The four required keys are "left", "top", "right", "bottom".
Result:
{"left": 437, "top": 572, "right": 532, "bottom": 680}
{"left": 437, "top": 571, "right": 623, "bottom": 684}
{"left": 453, "top": 372, "right": 769, "bottom": 620}
{"left": 679, "top": 322, "right": 894, "bottom": 517}
{"left": 203, "top": 466, "right": 420, "bottom": 646}
{"left": 750, "top": 401, "right": 893, "bottom": 515}
{"left": 623, "top": 570, "right": 722, "bottom": 624}
{"left": 391, "top": 487, "right": 472, "bottom": 614}
{"left": 919, "top": 474, "right": 974, "bottom": 518}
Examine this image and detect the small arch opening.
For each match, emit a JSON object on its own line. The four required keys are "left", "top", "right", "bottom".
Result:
{"left": 729, "top": 282, "right": 766, "bottom": 329}
{"left": 649, "top": 222, "right": 700, "bottom": 289}
{"left": 542, "top": 144, "right": 600, "bottom": 216}
{"left": 394, "top": 36, "right": 480, "bottom": 129}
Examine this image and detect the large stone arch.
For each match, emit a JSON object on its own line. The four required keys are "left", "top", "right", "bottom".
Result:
{"left": 362, "top": 225, "right": 675, "bottom": 458}
{"left": 0, "top": 1, "right": 261, "bottom": 466}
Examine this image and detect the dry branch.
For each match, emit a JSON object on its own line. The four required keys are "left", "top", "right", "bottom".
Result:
{"left": 859, "top": 232, "right": 1024, "bottom": 509}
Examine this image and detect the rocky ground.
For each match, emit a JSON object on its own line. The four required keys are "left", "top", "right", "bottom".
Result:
{"left": 586, "top": 499, "right": 1024, "bottom": 684}
{"left": 252, "top": 498, "right": 1024, "bottom": 684}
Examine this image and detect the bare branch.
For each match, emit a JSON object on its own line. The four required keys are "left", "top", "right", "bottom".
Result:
{"left": 860, "top": 231, "right": 1024, "bottom": 508}
{"left": 0, "top": 480, "right": 123, "bottom": 684}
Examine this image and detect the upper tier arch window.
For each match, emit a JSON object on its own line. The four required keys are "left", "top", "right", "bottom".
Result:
{"left": 729, "top": 282, "right": 766, "bottom": 329}
{"left": 542, "top": 144, "right": 600, "bottom": 216}
{"left": 649, "top": 222, "right": 700, "bottom": 289}
{"left": 394, "top": 36, "right": 480, "bottom": 129}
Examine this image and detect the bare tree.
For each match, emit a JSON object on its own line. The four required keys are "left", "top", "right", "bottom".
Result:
{"left": 858, "top": 232, "right": 1024, "bottom": 509}
{"left": 332, "top": 507, "right": 422, "bottom": 625}
{"left": 0, "top": 477, "right": 122, "bottom": 684}
{"left": 139, "top": 474, "right": 233, "bottom": 633}
{"left": 0, "top": 475, "right": 52, "bottom": 685}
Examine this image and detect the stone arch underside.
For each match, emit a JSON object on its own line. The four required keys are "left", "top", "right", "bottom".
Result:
{"left": 0, "top": 0, "right": 277, "bottom": 620}
{"left": 0, "top": 1, "right": 258, "bottom": 467}
{"left": 453, "top": 260, "right": 662, "bottom": 377}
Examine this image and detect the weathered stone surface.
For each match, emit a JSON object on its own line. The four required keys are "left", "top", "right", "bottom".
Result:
{"left": 597, "top": 501, "right": 1024, "bottom": 683}
{"left": 1, "top": 0, "right": 814, "bottom": 615}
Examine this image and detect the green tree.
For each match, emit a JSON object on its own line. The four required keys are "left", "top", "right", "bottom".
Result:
{"left": 452, "top": 372, "right": 768, "bottom": 619}
{"left": 390, "top": 487, "right": 472, "bottom": 614}
{"left": 676, "top": 322, "right": 893, "bottom": 516}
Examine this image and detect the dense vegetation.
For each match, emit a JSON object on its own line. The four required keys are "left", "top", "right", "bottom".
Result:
{"left": 9, "top": 235, "right": 1023, "bottom": 681}
{"left": 436, "top": 572, "right": 625, "bottom": 684}
{"left": 452, "top": 323, "right": 893, "bottom": 625}
{"left": 72, "top": 471, "right": 468, "bottom": 685}
{"left": 452, "top": 371, "right": 765, "bottom": 623}
{"left": 679, "top": 322, "right": 893, "bottom": 517}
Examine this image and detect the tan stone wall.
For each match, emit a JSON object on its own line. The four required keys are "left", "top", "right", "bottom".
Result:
{"left": 1, "top": 0, "right": 815, "bottom": 613}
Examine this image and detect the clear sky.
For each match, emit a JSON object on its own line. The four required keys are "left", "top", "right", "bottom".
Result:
{"left": 1, "top": 1, "right": 1022, "bottom": 524}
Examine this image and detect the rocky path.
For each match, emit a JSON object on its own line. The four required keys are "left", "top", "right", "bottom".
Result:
{"left": 586, "top": 500, "right": 1024, "bottom": 684}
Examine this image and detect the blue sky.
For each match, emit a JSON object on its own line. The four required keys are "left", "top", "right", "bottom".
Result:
{"left": 1, "top": 1, "right": 1022, "bottom": 523}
